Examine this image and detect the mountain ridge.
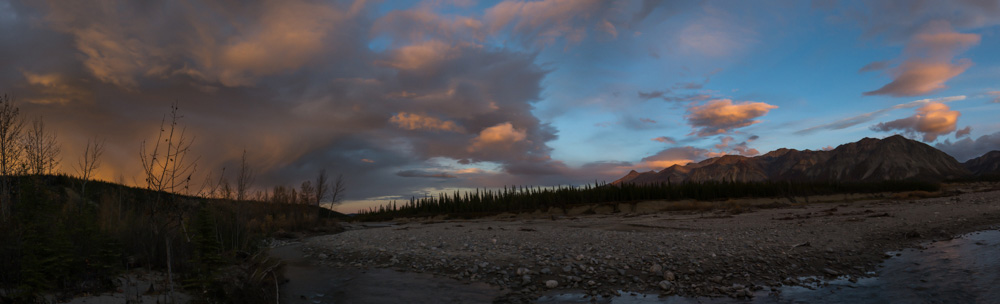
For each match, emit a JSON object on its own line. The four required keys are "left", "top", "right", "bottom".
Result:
{"left": 614, "top": 135, "right": 977, "bottom": 185}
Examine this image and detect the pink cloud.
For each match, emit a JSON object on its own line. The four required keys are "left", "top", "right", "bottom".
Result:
{"left": 864, "top": 21, "right": 980, "bottom": 97}
{"left": 651, "top": 136, "right": 676, "bottom": 144}
{"left": 871, "top": 102, "right": 961, "bottom": 142}
{"left": 685, "top": 99, "right": 778, "bottom": 136}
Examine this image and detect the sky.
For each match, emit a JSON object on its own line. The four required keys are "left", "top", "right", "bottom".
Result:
{"left": 2, "top": 0, "right": 1000, "bottom": 213}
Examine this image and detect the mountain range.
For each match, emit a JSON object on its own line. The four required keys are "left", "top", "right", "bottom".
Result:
{"left": 614, "top": 135, "right": 1000, "bottom": 185}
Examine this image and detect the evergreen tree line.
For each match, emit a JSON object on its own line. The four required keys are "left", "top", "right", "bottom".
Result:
{"left": 356, "top": 179, "right": 940, "bottom": 220}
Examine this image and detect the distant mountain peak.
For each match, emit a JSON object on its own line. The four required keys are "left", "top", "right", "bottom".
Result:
{"left": 613, "top": 135, "right": 972, "bottom": 185}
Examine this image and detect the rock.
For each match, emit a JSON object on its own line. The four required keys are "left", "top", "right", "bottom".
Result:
{"left": 545, "top": 280, "right": 559, "bottom": 289}
{"left": 517, "top": 267, "right": 531, "bottom": 275}
{"left": 562, "top": 265, "right": 573, "bottom": 273}
{"left": 318, "top": 253, "right": 329, "bottom": 259}
{"left": 658, "top": 280, "right": 674, "bottom": 290}
{"left": 711, "top": 276, "right": 723, "bottom": 283}
{"left": 650, "top": 264, "right": 663, "bottom": 273}
{"left": 522, "top": 275, "right": 532, "bottom": 285}
{"left": 664, "top": 271, "right": 676, "bottom": 281}
{"left": 823, "top": 268, "right": 840, "bottom": 276}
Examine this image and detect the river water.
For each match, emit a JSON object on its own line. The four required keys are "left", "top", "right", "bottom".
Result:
{"left": 539, "top": 229, "right": 1000, "bottom": 304}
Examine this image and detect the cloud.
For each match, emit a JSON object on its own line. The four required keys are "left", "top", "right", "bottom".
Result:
{"left": 372, "top": 9, "right": 484, "bottom": 45}
{"left": 0, "top": 0, "right": 574, "bottom": 207}
{"left": 484, "top": 0, "right": 608, "bottom": 46}
{"left": 675, "top": 7, "right": 757, "bottom": 57}
{"left": 685, "top": 99, "right": 778, "bottom": 136}
{"left": 796, "top": 95, "right": 966, "bottom": 134}
{"left": 989, "top": 91, "right": 1000, "bottom": 103}
{"left": 639, "top": 118, "right": 656, "bottom": 124}
{"left": 870, "top": 102, "right": 960, "bottom": 142}
{"left": 956, "top": 126, "right": 972, "bottom": 138}
{"left": 19, "top": 71, "right": 91, "bottom": 105}
{"left": 378, "top": 40, "right": 466, "bottom": 71}
{"left": 858, "top": 60, "right": 889, "bottom": 73}
{"left": 864, "top": 21, "right": 980, "bottom": 97}
{"left": 34, "top": 0, "right": 363, "bottom": 87}
{"left": 713, "top": 136, "right": 759, "bottom": 157}
{"left": 396, "top": 170, "right": 457, "bottom": 179}
{"left": 638, "top": 90, "right": 666, "bottom": 100}
{"left": 390, "top": 112, "right": 464, "bottom": 132}
{"left": 640, "top": 146, "right": 709, "bottom": 168}
{"left": 467, "top": 122, "right": 527, "bottom": 152}
{"left": 935, "top": 131, "right": 1000, "bottom": 162}
{"left": 652, "top": 136, "right": 676, "bottom": 144}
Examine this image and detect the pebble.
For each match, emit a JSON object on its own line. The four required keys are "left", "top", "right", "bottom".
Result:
{"left": 545, "top": 280, "right": 558, "bottom": 289}
{"left": 658, "top": 280, "right": 673, "bottom": 290}
{"left": 650, "top": 264, "right": 663, "bottom": 273}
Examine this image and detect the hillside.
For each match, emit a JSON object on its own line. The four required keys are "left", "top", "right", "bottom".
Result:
{"left": 615, "top": 135, "right": 971, "bottom": 185}
{"left": 964, "top": 150, "right": 1000, "bottom": 176}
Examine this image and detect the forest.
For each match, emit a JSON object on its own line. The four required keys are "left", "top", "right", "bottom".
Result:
{"left": 355, "top": 179, "right": 941, "bottom": 221}
{"left": 0, "top": 95, "right": 345, "bottom": 303}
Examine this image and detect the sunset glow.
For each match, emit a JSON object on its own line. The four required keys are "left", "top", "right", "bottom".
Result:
{"left": 3, "top": 0, "right": 1000, "bottom": 213}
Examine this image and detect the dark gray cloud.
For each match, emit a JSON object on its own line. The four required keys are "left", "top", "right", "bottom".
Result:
{"left": 858, "top": 60, "right": 889, "bottom": 73}
{"left": 936, "top": 131, "right": 1000, "bottom": 162}
{"left": 0, "top": 0, "right": 581, "bottom": 204}
{"left": 396, "top": 170, "right": 457, "bottom": 179}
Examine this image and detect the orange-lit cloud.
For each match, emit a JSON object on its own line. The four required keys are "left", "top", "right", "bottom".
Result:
{"left": 871, "top": 102, "right": 960, "bottom": 142}
{"left": 379, "top": 40, "right": 466, "bottom": 71}
{"left": 639, "top": 146, "right": 706, "bottom": 169}
{"left": 864, "top": 21, "right": 980, "bottom": 97}
{"left": 685, "top": 99, "right": 777, "bottom": 136}
{"left": 652, "top": 136, "right": 676, "bottom": 144}
{"left": 40, "top": 0, "right": 359, "bottom": 87}
{"left": 468, "top": 122, "right": 527, "bottom": 152}
{"left": 390, "top": 112, "right": 464, "bottom": 132}
{"left": 20, "top": 71, "right": 90, "bottom": 105}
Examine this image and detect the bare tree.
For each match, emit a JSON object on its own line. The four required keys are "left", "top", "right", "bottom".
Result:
{"left": 76, "top": 137, "right": 105, "bottom": 196}
{"left": 326, "top": 174, "right": 346, "bottom": 217}
{"left": 314, "top": 169, "right": 329, "bottom": 207}
{"left": 236, "top": 149, "right": 254, "bottom": 201}
{"left": 23, "top": 116, "right": 61, "bottom": 175}
{"left": 0, "top": 94, "right": 24, "bottom": 176}
{"left": 299, "top": 181, "right": 314, "bottom": 204}
{"left": 140, "top": 102, "right": 198, "bottom": 194}
{"left": 0, "top": 94, "right": 24, "bottom": 222}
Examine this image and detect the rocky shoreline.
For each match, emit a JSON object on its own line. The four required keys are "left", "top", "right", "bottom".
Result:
{"left": 303, "top": 188, "right": 1000, "bottom": 302}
